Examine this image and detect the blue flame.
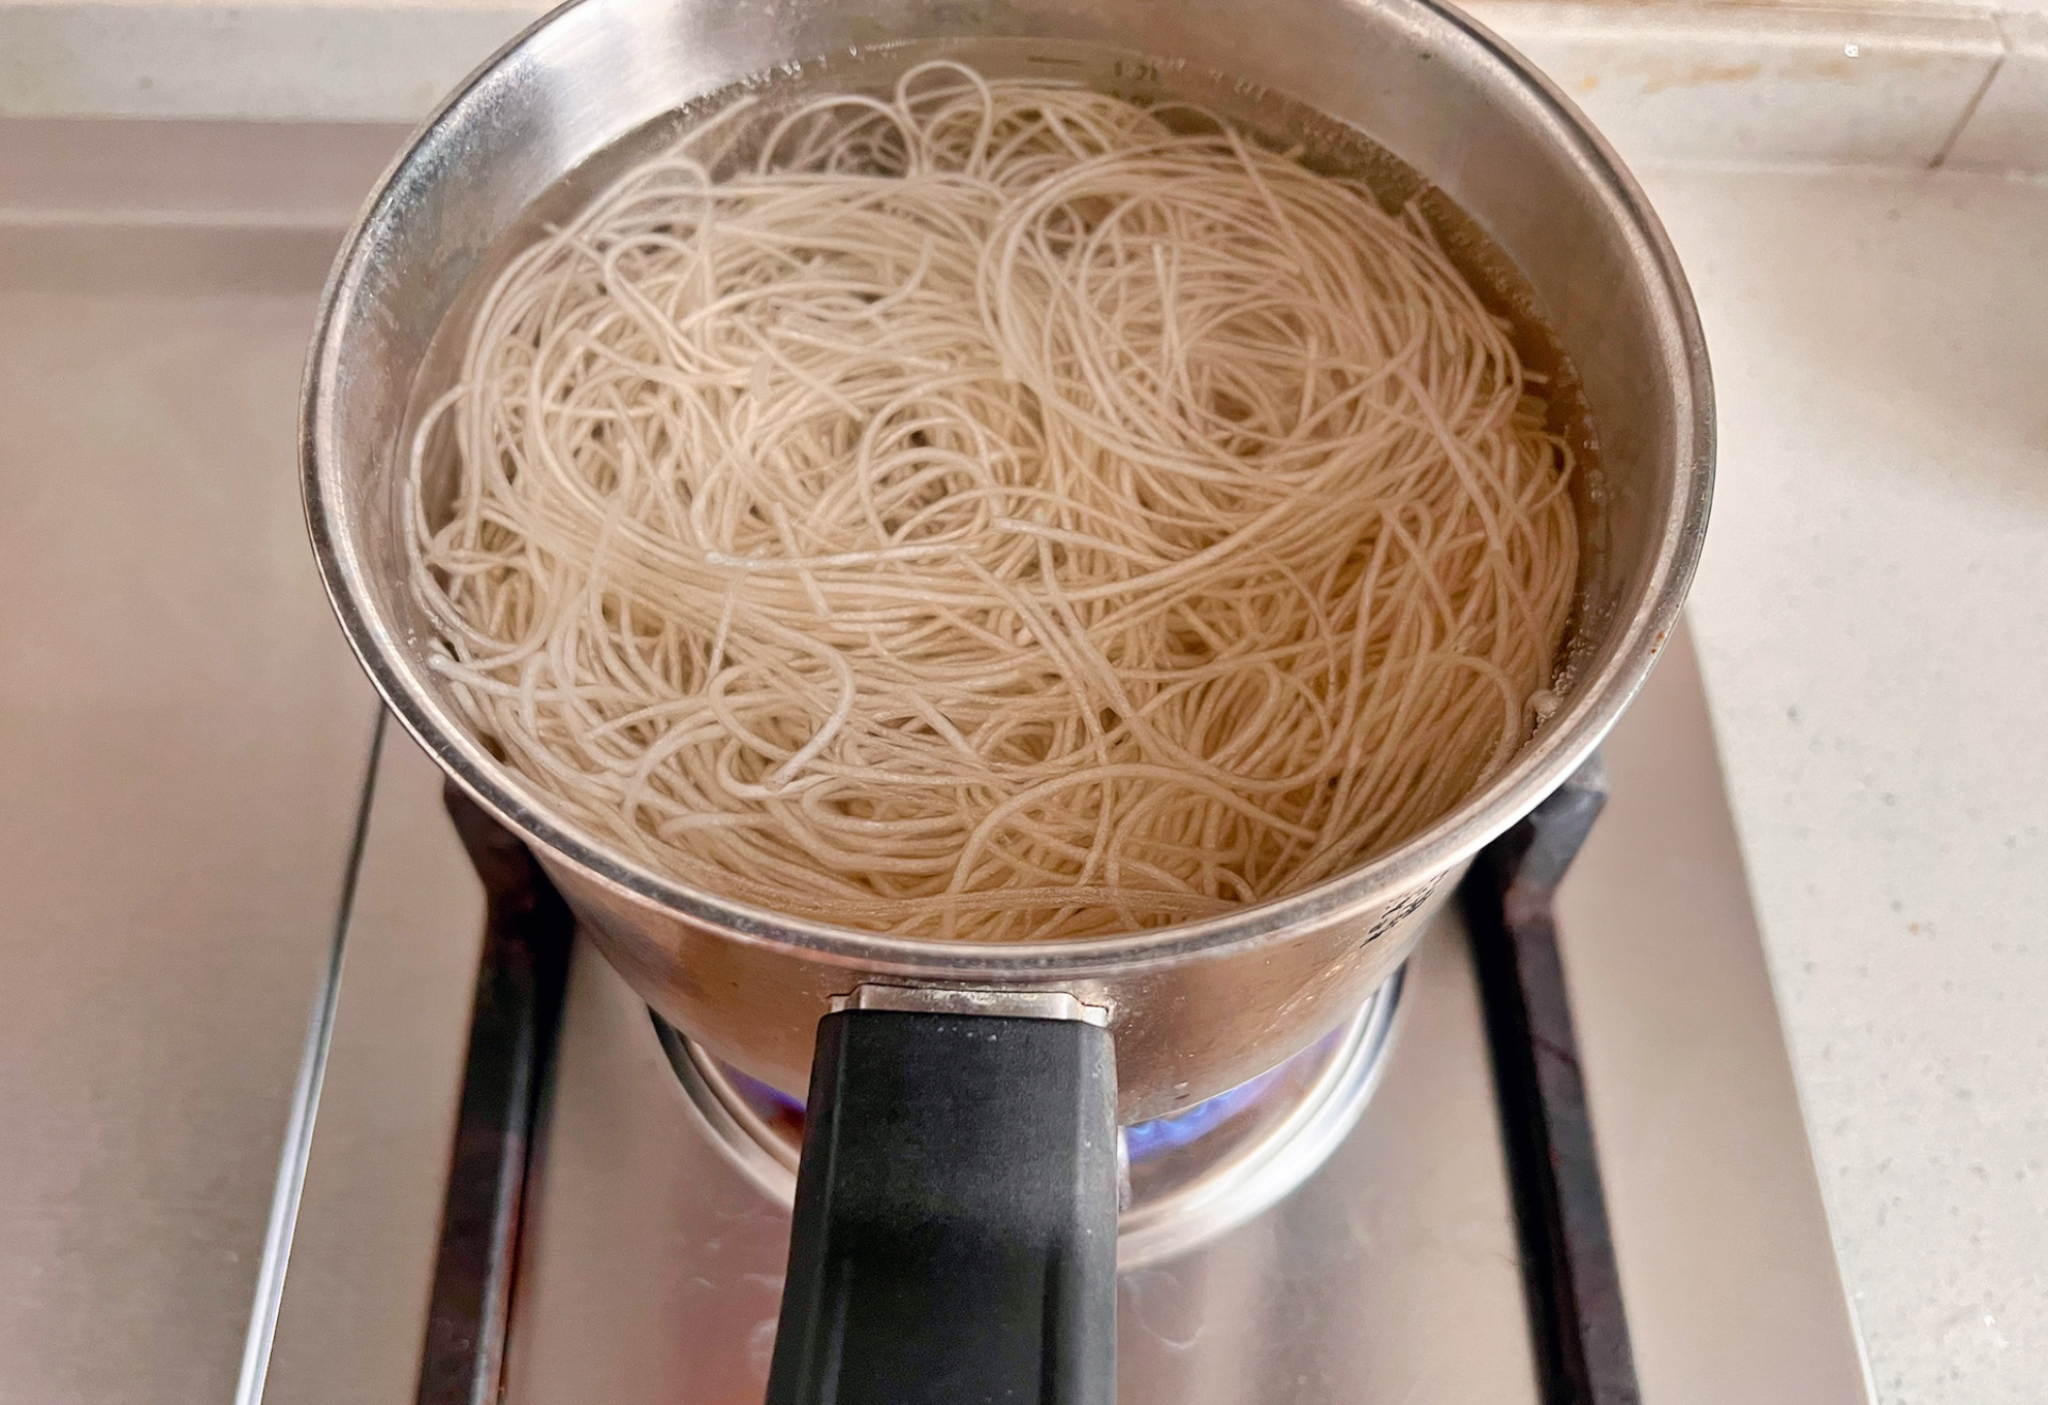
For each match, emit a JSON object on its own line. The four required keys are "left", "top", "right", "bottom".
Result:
{"left": 721, "top": 1025, "right": 1343, "bottom": 1165}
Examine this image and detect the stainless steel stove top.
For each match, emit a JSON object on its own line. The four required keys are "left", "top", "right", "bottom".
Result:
{"left": 248, "top": 626, "right": 1872, "bottom": 1405}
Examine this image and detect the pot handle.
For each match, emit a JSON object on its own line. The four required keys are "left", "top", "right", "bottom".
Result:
{"left": 765, "top": 990, "right": 1119, "bottom": 1405}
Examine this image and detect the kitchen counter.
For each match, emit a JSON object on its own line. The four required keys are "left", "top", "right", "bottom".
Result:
{"left": 1642, "top": 165, "right": 2048, "bottom": 1403}
{"left": 1, "top": 7, "right": 2043, "bottom": 1403}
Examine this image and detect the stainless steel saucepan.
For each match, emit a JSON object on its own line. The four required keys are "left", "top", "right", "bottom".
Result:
{"left": 304, "top": 1, "right": 1710, "bottom": 1400}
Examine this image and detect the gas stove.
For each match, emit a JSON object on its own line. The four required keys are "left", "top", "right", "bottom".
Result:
{"left": 242, "top": 625, "right": 1871, "bottom": 1405}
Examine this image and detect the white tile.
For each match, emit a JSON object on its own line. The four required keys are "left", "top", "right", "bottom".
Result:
{"left": 1474, "top": 1, "right": 2004, "bottom": 168}
{"left": 0, "top": 1, "right": 540, "bottom": 122}
{"left": 1945, "top": 12, "right": 2048, "bottom": 173}
{"left": 0, "top": 0, "right": 2014, "bottom": 178}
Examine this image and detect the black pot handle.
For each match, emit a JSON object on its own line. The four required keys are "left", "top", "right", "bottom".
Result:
{"left": 766, "top": 990, "right": 1120, "bottom": 1405}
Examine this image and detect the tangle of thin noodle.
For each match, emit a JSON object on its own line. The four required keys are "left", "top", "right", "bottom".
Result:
{"left": 408, "top": 63, "right": 1579, "bottom": 942}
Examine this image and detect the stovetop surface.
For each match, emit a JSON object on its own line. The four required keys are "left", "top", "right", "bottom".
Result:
{"left": 513, "top": 914, "right": 1521, "bottom": 1405}
{"left": 253, "top": 625, "right": 1870, "bottom": 1405}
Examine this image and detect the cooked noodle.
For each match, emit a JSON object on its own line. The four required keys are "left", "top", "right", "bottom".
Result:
{"left": 407, "top": 62, "right": 1578, "bottom": 941}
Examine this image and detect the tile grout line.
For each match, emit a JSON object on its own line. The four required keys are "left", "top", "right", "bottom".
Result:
{"left": 0, "top": 1, "right": 2019, "bottom": 114}
{"left": 0, "top": 3, "right": 2036, "bottom": 174}
{"left": 1931, "top": 33, "right": 2009, "bottom": 167}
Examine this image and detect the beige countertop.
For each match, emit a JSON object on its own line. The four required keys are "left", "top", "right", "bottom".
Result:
{"left": 1643, "top": 164, "right": 2048, "bottom": 1403}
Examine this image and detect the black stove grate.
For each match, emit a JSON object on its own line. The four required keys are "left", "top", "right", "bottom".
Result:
{"left": 416, "top": 758, "right": 1640, "bottom": 1405}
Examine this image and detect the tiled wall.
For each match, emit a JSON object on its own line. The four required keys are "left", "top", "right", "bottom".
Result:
{"left": 0, "top": 0, "right": 2039, "bottom": 175}
{"left": 1472, "top": 0, "right": 2047, "bottom": 175}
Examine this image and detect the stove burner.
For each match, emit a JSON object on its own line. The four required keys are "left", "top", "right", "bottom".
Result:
{"left": 1119, "top": 1045, "right": 1333, "bottom": 1162}
{"left": 652, "top": 968, "right": 1404, "bottom": 1268}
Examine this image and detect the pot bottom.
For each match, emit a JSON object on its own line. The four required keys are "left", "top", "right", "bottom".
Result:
{"left": 651, "top": 966, "right": 1405, "bottom": 1269}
